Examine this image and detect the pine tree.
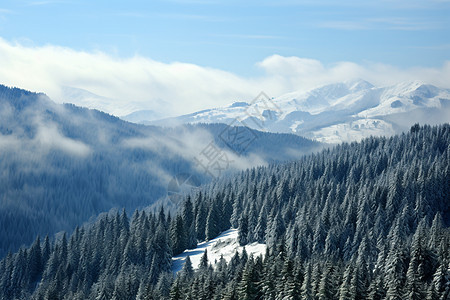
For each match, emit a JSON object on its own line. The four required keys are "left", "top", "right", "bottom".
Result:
{"left": 26, "top": 235, "right": 43, "bottom": 287}
{"left": 183, "top": 196, "right": 197, "bottom": 249}
{"left": 238, "top": 214, "right": 249, "bottom": 246}
{"left": 199, "top": 249, "right": 209, "bottom": 272}
{"left": 169, "top": 279, "right": 182, "bottom": 300}
{"left": 206, "top": 199, "right": 221, "bottom": 241}
{"left": 284, "top": 264, "right": 303, "bottom": 300}
{"left": 386, "top": 171, "right": 403, "bottom": 221}
{"left": 42, "top": 235, "right": 51, "bottom": 265}
{"left": 155, "top": 272, "right": 173, "bottom": 299}
{"left": 195, "top": 200, "right": 207, "bottom": 242}
{"left": 254, "top": 206, "right": 268, "bottom": 243}
{"left": 222, "top": 281, "right": 239, "bottom": 300}
{"left": 301, "top": 262, "right": 314, "bottom": 300}
{"left": 318, "top": 262, "right": 336, "bottom": 300}
{"left": 180, "top": 256, "right": 194, "bottom": 280}
{"left": 425, "top": 260, "right": 448, "bottom": 300}
{"left": 404, "top": 221, "right": 428, "bottom": 300}
{"left": 237, "top": 255, "right": 259, "bottom": 300}
{"left": 170, "top": 215, "right": 187, "bottom": 255}
{"left": 266, "top": 211, "right": 285, "bottom": 247}
{"left": 385, "top": 246, "right": 407, "bottom": 300}
{"left": 221, "top": 195, "right": 233, "bottom": 231}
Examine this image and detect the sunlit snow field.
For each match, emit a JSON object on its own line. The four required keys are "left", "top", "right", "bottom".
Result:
{"left": 172, "top": 228, "right": 266, "bottom": 273}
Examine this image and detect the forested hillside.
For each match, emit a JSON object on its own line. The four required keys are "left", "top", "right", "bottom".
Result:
{"left": 0, "top": 84, "right": 322, "bottom": 258}
{"left": 0, "top": 124, "right": 448, "bottom": 299}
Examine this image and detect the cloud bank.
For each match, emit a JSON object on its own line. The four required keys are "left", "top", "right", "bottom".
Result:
{"left": 0, "top": 37, "right": 449, "bottom": 117}
{"left": 0, "top": 101, "right": 92, "bottom": 159}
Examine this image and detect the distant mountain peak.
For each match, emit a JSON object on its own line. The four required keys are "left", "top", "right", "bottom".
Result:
{"left": 121, "top": 109, "right": 162, "bottom": 123}
{"left": 146, "top": 80, "right": 450, "bottom": 144}
{"left": 392, "top": 80, "right": 437, "bottom": 91}
{"left": 383, "top": 81, "right": 443, "bottom": 100}
{"left": 228, "top": 101, "right": 249, "bottom": 108}
{"left": 344, "top": 79, "right": 374, "bottom": 91}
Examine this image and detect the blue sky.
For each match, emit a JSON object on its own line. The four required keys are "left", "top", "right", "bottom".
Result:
{"left": 0, "top": 0, "right": 449, "bottom": 116}
{"left": 2, "top": 0, "right": 449, "bottom": 73}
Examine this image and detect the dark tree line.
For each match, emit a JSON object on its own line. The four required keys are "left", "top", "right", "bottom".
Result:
{"left": 0, "top": 209, "right": 174, "bottom": 299}
{"left": 0, "top": 124, "right": 448, "bottom": 299}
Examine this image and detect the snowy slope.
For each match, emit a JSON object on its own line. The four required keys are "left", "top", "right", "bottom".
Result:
{"left": 61, "top": 86, "right": 142, "bottom": 116}
{"left": 121, "top": 109, "right": 162, "bottom": 123}
{"left": 172, "top": 228, "right": 266, "bottom": 273}
{"left": 146, "top": 80, "right": 450, "bottom": 143}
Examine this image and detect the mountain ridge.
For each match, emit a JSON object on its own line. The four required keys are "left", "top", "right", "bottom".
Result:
{"left": 142, "top": 80, "right": 450, "bottom": 143}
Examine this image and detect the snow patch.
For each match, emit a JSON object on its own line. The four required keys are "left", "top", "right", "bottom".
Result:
{"left": 172, "top": 228, "right": 266, "bottom": 273}
{"left": 311, "top": 119, "right": 395, "bottom": 144}
{"left": 290, "top": 120, "right": 304, "bottom": 133}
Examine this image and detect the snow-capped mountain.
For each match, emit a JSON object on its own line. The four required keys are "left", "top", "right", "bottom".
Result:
{"left": 121, "top": 109, "right": 162, "bottom": 123}
{"left": 147, "top": 80, "right": 450, "bottom": 143}
{"left": 61, "top": 86, "right": 145, "bottom": 117}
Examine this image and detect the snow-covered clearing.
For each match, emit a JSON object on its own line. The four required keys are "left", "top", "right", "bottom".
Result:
{"left": 172, "top": 228, "right": 266, "bottom": 273}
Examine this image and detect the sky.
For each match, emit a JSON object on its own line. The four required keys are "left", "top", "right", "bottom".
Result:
{"left": 0, "top": 0, "right": 449, "bottom": 117}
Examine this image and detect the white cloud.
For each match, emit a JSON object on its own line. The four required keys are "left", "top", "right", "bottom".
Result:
{"left": 0, "top": 134, "right": 21, "bottom": 151}
{"left": 122, "top": 126, "right": 269, "bottom": 178}
{"left": 0, "top": 120, "right": 91, "bottom": 159}
{"left": 256, "top": 55, "right": 450, "bottom": 93}
{"left": 0, "top": 38, "right": 449, "bottom": 118}
{"left": 35, "top": 123, "right": 91, "bottom": 157}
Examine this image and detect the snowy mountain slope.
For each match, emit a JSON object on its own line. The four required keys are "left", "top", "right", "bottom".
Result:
{"left": 172, "top": 228, "right": 266, "bottom": 273}
{"left": 121, "top": 109, "right": 162, "bottom": 123}
{"left": 60, "top": 86, "right": 134, "bottom": 117}
{"left": 145, "top": 80, "right": 450, "bottom": 143}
